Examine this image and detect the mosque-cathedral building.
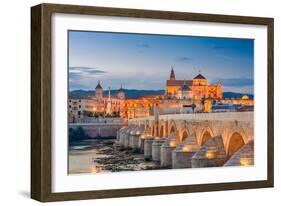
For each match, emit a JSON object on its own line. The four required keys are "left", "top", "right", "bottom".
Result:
{"left": 165, "top": 67, "right": 222, "bottom": 100}
{"left": 68, "top": 67, "right": 253, "bottom": 123}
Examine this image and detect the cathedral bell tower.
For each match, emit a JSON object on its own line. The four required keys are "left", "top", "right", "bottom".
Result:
{"left": 95, "top": 80, "right": 103, "bottom": 99}
{"left": 117, "top": 84, "right": 125, "bottom": 99}
{"left": 170, "top": 66, "right": 176, "bottom": 80}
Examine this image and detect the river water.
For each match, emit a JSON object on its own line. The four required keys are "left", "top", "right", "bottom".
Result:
{"left": 68, "top": 139, "right": 160, "bottom": 174}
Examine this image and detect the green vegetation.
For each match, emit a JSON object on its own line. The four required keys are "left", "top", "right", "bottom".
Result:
{"left": 69, "top": 126, "right": 88, "bottom": 142}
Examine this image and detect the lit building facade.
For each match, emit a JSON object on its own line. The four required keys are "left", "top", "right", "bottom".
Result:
{"left": 165, "top": 67, "right": 222, "bottom": 100}
{"left": 220, "top": 95, "right": 254, "bottom": 106}
{"left": 68, "top": 67, "right": 253, "bottom": 122}
{"left": 68, "top": 81, "right": 126, "bottom": 123}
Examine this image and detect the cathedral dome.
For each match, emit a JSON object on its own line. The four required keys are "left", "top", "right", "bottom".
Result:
{"left": 242, "top": 95, "right": 249, "bottom": 100}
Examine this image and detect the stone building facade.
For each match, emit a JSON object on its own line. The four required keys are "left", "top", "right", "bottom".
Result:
{"left": 165, "top": 67, "right": 223, "bottom": 100}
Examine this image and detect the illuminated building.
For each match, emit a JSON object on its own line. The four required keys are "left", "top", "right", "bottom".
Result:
{"left": 68, "top": 67, "right": 254, "bottom": 122}
{"left": 165, "top": 67, "right": 222, "bottom": 99}
{"left": 220, "top": 95, "right": 254, "bottom": 106}
{"left": 68, "top": 81, "right": 126, "bottom": 123}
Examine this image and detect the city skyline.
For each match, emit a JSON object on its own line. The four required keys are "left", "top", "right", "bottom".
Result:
{"left": 69, "top": 31, "right": 254, "bottom": 94}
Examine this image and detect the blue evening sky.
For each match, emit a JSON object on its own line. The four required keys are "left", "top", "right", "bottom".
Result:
{"left": 68, "top": 31, "right": 254, "bottom": 94}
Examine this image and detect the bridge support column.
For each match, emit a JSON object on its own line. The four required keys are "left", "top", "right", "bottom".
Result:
{"left": 130, "top": 133, "right": 141, "bottom": 149}
{"left": 161, "top": 145, "right": 176, "bottom": 168}
{"left": 160, "top": 135, "right": 179, "bottom": 168}
{"left": 224, "top": 141, "right": 254, "bottom": 166}
{"left": 118, "top": 127, "right": 129, "bottom": 147}
{"left": 138, "top": 136, "right": 146, "bottom": 152}
{"left": 124, "top": 131, "right": 131, "bottom": 148}
{"left": 191, "top": 136, "right": 227, "bottom": 168}
{"left": 152, "top": 138, "right": 166, "bottom": 162}
{"left": 172, "top": 150, "right": 196, "bottom": 169}
{"left": 144, "top": 138, "right": 154, "bottom": 160}
{"left": 172, "top": 134, "right": 200, "bottom": 168}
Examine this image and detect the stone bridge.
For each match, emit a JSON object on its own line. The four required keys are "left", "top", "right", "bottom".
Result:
{"left": 117, "top": 112, "right": 254, "bottom": 168}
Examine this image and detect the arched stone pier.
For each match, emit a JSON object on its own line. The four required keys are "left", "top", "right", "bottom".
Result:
{"left": 191, "top": 136, "right": 227, "bottom": 168}
{"left": 160, "top": 133, "right": 179, "bottom": 168}
{"left": 144, "top": 138, "right": 154, "bottom": 160}
{"left": 129, "top": 126, "right": 144, "bottom": 149}
{"left": 172, "top": 134, "right": 200, "bottom": 168}
{"left": 152, "top": 138, "right": 166, "bottom": 162}
{"left": 224, "top": 141, "right": 254, "bottom": 166}
{"left": 117, "top": 112, "right": 254, "bottom": 169}
{"left": 118, "top": 126, "right": 132, "bottom": 147}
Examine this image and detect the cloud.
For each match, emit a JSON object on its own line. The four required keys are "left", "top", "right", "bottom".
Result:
{"left": 213, "top": 78, "right": 253, "bottom": 87}
{"left": 69, "top": 67, "right": 107, "bottom": 90}
{"left": 69, "top": 67, "right": 107, "bottom": 76}
{"left": 135, "top": 43, "right": 151, "bottom": 48}
{"left": 176, "top": 56, "right": 193, "bottom": 61}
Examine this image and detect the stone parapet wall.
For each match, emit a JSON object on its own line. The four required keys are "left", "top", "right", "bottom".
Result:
{"left": 69, "top": 123, "right": 125, "bottom": 138}
{"left": 159, "top": 112, "right": 253, "bottom": 122}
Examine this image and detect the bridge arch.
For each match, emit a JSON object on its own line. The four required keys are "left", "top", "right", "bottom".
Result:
{"left": 168, "top": 120, "right": 177, "bottom": 135}
{"left": 180, "top": 130, "right": 189, "bottom": 142}
{"left": 198, "top": 127, "right": 214, "bottom": 146}
{"left": 152, "top": 125, "right": 155, "bottom": 136}
{"left": 226, "top": 132, "right": 246, "bottom": 157}
{"left": 145, "top": 120, "right": 149, "bottom": 129}
{"left": 159, "top": 125, "right": 164, "bottom": 137}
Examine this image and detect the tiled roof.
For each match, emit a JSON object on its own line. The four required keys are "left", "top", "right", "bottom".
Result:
{"left": 95, "top": 81, "right": 102, "bottom": 89}
{"left": 193, "top": 74, "right": 206, "bottom": 79}
{"left": 166, "top": 80, "right": 192, "bottom": 86}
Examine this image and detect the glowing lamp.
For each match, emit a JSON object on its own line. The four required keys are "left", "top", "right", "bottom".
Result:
{"left": 240, "top": 158, "right": 252, "bottom": 166}
{"left": 169, "top": 141, "right": 177, "bottom": 147}
{"left": 240, "top": 154, "right": 253, "bottom": 166}
{"left": 182, "top": 145, "right": 191, "bottom": 152}
{"left": 205, "top": 146, "right": 217, "bottom": 159}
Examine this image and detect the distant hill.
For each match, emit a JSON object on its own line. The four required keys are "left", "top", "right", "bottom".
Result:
{"left": 69, "top": 89, "right": 165, "bottom": 99}
{"left": 69, "top": 89, "right": 253, "bottom": 100}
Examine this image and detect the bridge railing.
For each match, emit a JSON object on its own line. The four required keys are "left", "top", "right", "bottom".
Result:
{"left": 69, "top": 122, "right": 127, "bottom": 126}
{"left": 128, "top": 116, "right": 155, "bottom": 123}
{"left": 159, "top": 112, "right": 253, "bottom": 122}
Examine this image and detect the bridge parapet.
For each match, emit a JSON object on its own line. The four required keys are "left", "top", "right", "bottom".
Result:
{"left": 159, "top": 112, "right": 253, "bottom": 122}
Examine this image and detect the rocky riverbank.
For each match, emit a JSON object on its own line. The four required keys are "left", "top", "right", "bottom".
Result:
{"left": 69, "top": 139, "right": 161, "bottom": 174}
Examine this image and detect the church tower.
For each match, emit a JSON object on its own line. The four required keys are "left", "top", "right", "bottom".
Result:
{"left": 95, "top": 80, "right": 103, "bottom": 99}
{"left": 117, "top": 84, "right": 125, "bottom": 99}
{"left": 169, "top": 66, "right": 176, "bottom": 80}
